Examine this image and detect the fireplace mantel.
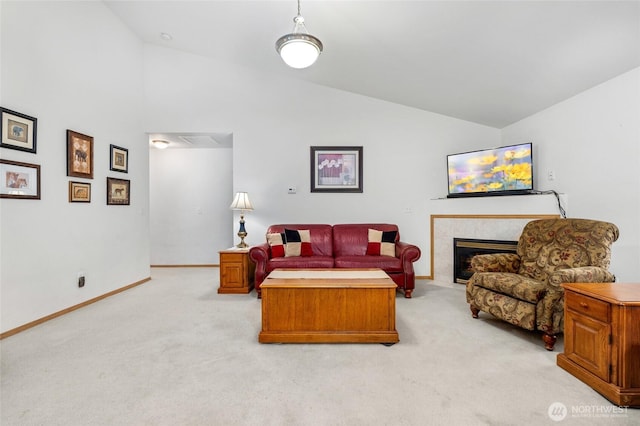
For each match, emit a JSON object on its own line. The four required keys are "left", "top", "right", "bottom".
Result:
{"left": 428, "top": 214, "right": 558, "bottom": 282}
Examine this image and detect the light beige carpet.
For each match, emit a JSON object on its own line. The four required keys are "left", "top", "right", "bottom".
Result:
{"left": 1, "top": 267, "right": 637, "bottom": 425}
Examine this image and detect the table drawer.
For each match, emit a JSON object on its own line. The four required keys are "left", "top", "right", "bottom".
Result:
{"left": 565, "top": 291, "right": 610, "bottom": 322}
{"left": 220, "top": 252, "right": 245, "bottom": 262}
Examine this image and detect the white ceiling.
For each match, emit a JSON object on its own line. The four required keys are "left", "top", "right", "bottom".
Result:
{"left": 106, "top": 0, "right": 640, "bottom": 129}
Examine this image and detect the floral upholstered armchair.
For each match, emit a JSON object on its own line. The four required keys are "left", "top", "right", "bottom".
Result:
{"left": 466, "top": 218, "right": 619, "bottom": 350}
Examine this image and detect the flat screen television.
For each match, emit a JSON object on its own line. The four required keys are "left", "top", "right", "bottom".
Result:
{"left": 447, "top": 142, "right": 533, "bottom": 198}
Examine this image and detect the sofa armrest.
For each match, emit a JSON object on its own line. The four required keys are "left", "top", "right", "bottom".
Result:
{"left": 248, "top": 243, "right": 270, "bottom": 288}
{"left": 470, "top": 253, "right": 521, "bottom": 273}
{"left": 396, "top": 241, "right": 421, "bottom": 278}
{"left": 396, "top": 241, "right": 421, "bottom": 264}
{"left": 547, "top": 266, "right": 616, "bottom": 288}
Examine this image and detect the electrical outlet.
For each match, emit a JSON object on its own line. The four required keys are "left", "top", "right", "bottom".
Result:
{"left": 78, "top": 273, "right": 85, "bottom": 288}
{"left": 548, "top": 170, "right": 556, "bottom": 181}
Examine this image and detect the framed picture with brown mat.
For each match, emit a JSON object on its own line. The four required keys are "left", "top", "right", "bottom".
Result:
{"left": 106, "top": 177, "right": 130, "bottom": 205}
{"left": 69, "top": 181, "right": 91, "bottom": 203}
{"left": 67, "top": 130, "right": 93, "bottom": 179}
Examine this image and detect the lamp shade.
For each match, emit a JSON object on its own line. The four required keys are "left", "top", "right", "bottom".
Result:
{"left": 229, "top": 192, "right": 254, "bottom": 211}
{"left": 276, "top": 33, "right": 323, "bottom": 69}
{"left": 275, "top": 3, "right": 322, "bottom": 69}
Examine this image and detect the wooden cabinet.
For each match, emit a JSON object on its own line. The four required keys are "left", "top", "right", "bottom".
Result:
{"left": 557, "top": 283, "right": 640, "bottom": 407}
{"left": 218, "top": 249, "right": 255, "bottom": 294}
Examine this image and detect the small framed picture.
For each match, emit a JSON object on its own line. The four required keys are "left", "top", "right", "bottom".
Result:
{"left": 67, "top": 130, "right": 94, "bottom": 179}
{"left": 107, "top": 177, "right": 130, "bottom": 205}
{"left": 109, "top": 144, "right": 128, "bottom": 173}
{"left": 310, "top": 146, "right": 363, "bottom": 193}
{"left": 0, "top": 159, "right": 41, "bottom": 199}
{"left": 69, "top": 181, "right": 91, "bottom": 203}
{"left": 1, "top": 107, "right": 37, "bottom": 153}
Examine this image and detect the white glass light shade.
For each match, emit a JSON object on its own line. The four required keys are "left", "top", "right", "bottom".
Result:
{"left": 229, "top": 192, "right": 254, "bottom": 211}
{"left": 152, "top": 139, "right": 169, "bottom": 149}
{"left": 276, "top": 34, "right": 323, "bottom": 69}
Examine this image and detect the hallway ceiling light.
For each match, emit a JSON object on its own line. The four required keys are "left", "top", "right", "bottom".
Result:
{"left": 152, "top": 139, "right": 169, "bottom": 149}
{"left": 275, "top": 0, "right": 323, "bottom": 69}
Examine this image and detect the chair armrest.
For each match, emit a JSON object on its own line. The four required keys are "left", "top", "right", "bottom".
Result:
{"left": 537, "top": 268, "right": 614, "bottom": 333}
{"left": 548, "top": 266, "right": 616, "bottom": 288}
{"left": 249, "top": 243, "right": 270, "bottom": 288}
{"left": 470, "top": 253, "right": 520, "bottom": 273}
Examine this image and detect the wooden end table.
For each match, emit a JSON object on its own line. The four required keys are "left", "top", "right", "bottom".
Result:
{"left": 557, "top": 282, "right": 640, "bottom": 407}
{"left": 218, "top": 248, "right": 255, "bottom": 294}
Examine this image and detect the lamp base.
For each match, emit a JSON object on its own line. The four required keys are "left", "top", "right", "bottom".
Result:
{"left": 236, "top": 231, "right": 248, "bottom": 248}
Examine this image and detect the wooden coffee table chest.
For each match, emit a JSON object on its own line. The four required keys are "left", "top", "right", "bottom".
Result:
{"left": 259, "top": 269, "right": 399, "bottom": 344}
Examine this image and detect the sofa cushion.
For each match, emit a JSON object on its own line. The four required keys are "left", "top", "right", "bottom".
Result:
{"left": 284, "top": 229, "right": 313, "bottom": 257}
{"left": 334, "top": 255, "right": 403, "bottom": 272}
{"left": 269, "top": 256, "right": 334, "bottom": 269}
{"left": 469, "top": 272, "right": 548, "bottom": 304}
{"left": 333, "top": 224, "right": 400, "bottom": 257}
{"left": 366, "top": 228, "right": 397, "bottom": 257}
{"left": 266, "top": 232, "right": 286, "bottom": 258}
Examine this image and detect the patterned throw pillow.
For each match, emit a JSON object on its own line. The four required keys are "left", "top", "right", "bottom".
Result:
{"left": 266, "top": 232, "right": 286, "bottom": 258}
{"left": 284, "top": 229, "right": 313, "bottom": 257}
{"left": 366, "top": 228, "right": 397, "bottom": 257}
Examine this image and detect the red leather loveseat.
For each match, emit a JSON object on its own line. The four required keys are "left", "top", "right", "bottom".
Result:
{"left": 248, "top": 224, "right": 421, "bottom": 298}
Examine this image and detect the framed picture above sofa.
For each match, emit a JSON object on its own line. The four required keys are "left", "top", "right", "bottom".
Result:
{"left": 310, "top": 146, "right": 363, "bottom": 193}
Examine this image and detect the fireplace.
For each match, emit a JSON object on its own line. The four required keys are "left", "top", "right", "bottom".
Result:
{"left": 453, "top": 238, "right": 518, "bottom": 284}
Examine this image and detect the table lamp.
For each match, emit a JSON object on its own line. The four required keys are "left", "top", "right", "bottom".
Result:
{"left": 229, "top": 192, "right": 254, "bottom": 248}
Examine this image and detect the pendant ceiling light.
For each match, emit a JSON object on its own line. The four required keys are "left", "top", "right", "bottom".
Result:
{"left": 275, "top": 0, "right": 323, "bottom": 69}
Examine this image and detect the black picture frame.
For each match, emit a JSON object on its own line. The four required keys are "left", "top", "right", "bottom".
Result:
{"left": 1, "top": 107, "right": 37, "bottom": 153}
{"left": 109, "top": 144, "right": 128, "bottom": 173}
{"left": 310, "top": 146, "right": 363, "bottom": 193}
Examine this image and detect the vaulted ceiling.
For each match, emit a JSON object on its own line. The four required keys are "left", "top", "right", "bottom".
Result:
{"left": 106, "top": 0, "right": 640, "bottom": 128}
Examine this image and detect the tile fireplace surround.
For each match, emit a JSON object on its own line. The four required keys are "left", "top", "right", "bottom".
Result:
{"left": 429, "top": 214, "right": 558, "bottom": 283}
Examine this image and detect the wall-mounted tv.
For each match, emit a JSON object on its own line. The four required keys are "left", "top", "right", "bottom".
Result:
{"left": 447, "top": 142, "right": 533, "bottom": 198}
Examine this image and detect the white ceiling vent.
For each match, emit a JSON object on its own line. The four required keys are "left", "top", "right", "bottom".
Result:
{"left": 179, "top": 135, "right": 219, "bottom": 147}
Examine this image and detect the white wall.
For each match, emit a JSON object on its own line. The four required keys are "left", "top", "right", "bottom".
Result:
{"left": 149, "top": 147, "right": 233, "bottom": 264}
{"left": 0, "top": 1, "right": 150, "bottom": 333}
{"left": 501, "top": 68, "right": 640, "bottom": 281}
{"left": 142, "top": 45, "right": 503, "bottom": 277}
{"left": 3, "top": 3, "right": 636, "bottom": 335}
{"left": 143, "top": 45, "right": 639, "bottom": 281}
